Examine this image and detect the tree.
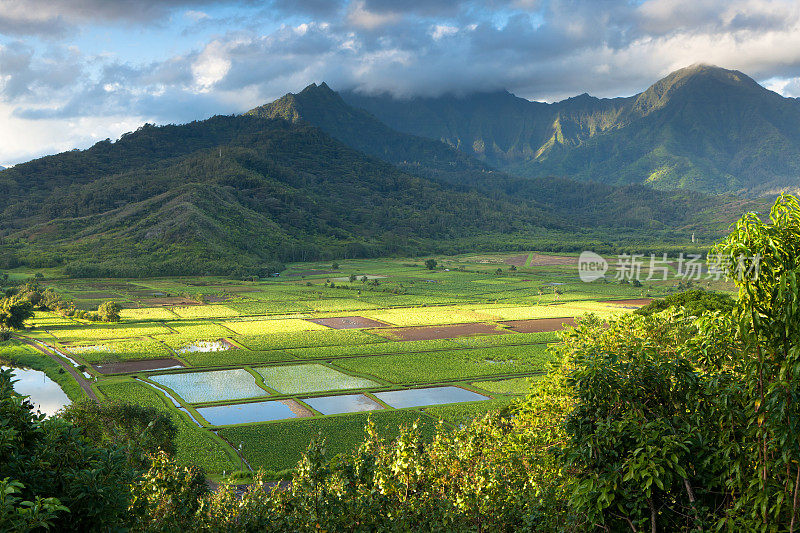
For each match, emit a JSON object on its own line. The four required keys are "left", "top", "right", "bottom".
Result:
{"left": 349, "top": 273, "right": 357, "bottom": 283}
{"left": 0, "top": 369, "right": 138, "bottom": 531}
{"left": 712, "top": 194, "right": 800, "bottom": 529}
{"left": 60, "top": 400, "right": 177, "bottom": 469}
{"left": 554, "top": 312, "right": 742, "bottom": 531}
{"left": 0, "top": 297, "right": 33, "bottom": 330}
{"left": 97, "top": 301, "right": 122, "bottom": 322}
{"left": 425, "top": 259, "right": 437, "bottom": 270}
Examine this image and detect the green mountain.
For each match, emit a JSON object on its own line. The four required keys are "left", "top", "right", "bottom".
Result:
{"left": 0, "top": 116, "right": 561, "bottom": 276}
{"left": 341, "top": 65, "right": 800, "bottom": 195}
{"left": 246, "top": 82, "right": 495, "bottom": 185}
{"left": 0, "top": 86, "right": 770, "bottom": 277}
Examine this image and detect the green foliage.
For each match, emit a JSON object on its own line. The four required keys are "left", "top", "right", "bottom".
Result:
{"left": 219, "top": 410, "right": 438, "bottom": 472}
{"left": 0, "top": 297, "right": 33, "bottom": 330}
{"left": 129, "top": 451, "right": 208, "bottom": 533}
{"left": 0, "top": 478, "right": 69, "bottom": 533}
{"left": 0, "top": 368, "right": 138, "bottom": 531}
{"left": 635, "top": 288, "right": 735, "bottom": 316}
{"left": 425, "top": 258, "right": 438, "bottom": 270}
{"left": 97, "top": 381, "right": 238, "bottom": 473}
{"left": 553, "top": 312, "right": 743, "bottom": 531}
{"left": 97, "top": 301, "right": 122, "bottom": 322}
{"left": 711, "top": 194, "right": 800, "bottom": 529}
{"left": 61, "top": 399, "right": 178, "bottom": 468}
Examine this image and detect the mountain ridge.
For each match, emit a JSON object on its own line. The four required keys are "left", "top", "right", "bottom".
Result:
{"left": 0, "top": 68, "right": 777, "bottom": 276}
{"left": 340, "top": 64, "right": 800, "bottom": 195}
{"left": 245, "top": 82, "right": 496, "bottom": 185}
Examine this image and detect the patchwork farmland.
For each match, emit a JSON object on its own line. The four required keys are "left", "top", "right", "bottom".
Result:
{"left": 12, "top": 252, "right": 714, "bottom": 478}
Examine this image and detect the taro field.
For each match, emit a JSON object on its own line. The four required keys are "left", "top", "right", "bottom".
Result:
{"left": 13, "top": 252, "right": 725, "bottom": 478}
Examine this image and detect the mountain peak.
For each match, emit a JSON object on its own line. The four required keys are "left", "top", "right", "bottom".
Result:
{"left": 631, "top": 63, "right": 763, "bottom": 115}
{"left": 299, "top": 81, "right": 335, "bottom": 95}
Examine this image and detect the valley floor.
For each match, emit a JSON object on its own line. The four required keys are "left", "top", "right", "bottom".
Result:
{"left": 3, "top": 251, "right": 734, "bottom": 481}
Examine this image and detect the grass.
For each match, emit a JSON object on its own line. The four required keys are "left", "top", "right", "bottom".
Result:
{"left": 97, "top": 380, "right": 238, "bottom": 472}
{"left": 232, "top": 329, "right": 386, "bottom": 351}
{"left": 333, "top": 344, "right": 552, "bottom": 384}
{"left": 219, "top": 409, "right": 439, "bottom": 471}
{"left": 170, "top": 305, "right": 240, "bottom": 319}
{"left": 162, "top": 321, "right": 234, "bottom": 339}
{"left": 364, "top": 307, "right": 493, "bottom": 326}
{"left": 61, "top": 337, "right": 173, "bottom": 363}
{"left": 220, "top": 318, "right": 328, "bottom": 335}
{"left": 301, "top": 298, "right": 380, "bottom": 312}
{"left": 255, "top": 364, "right": 379, "bottom": 394}
{"left": 286, "top": 338, "right": 464, "bottom": 359}
{"left": 470, "top": 302, "right": 625, "bottom": 320}
{"left": 119, "top": 307, "right": 178, "bottom": 320}
{"left": 424, "top": 397, "right": 516, "bottom": 426}
{"left": 47, "top": 322, "right": 173, "bottom": 342}
{"left": 471, "top": 376, "right": 542, "bottom": 395}
{"left": 180, "top": 348, "right": 290, "bottom": 367}
{"left": 452, "top": 331, "right": 560, "bottom": 347}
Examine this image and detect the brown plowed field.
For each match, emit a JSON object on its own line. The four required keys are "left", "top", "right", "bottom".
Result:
{"left": 501, "top": 317, "right": 577, "bottom": 333}
{"left": 527, "top": 254, "right": 577, "bottom": 266}
{"left": 307, "top": 316, "right": 390, "bottom": 329}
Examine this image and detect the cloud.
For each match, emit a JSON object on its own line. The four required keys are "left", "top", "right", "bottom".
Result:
{"left": 5, "top": 0, "right": 800, "bottom": 164}
{"left": 0, "top": 0, "right": 223, "bottom": 33}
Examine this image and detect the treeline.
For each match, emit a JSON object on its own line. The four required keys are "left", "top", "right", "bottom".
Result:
{"left": 0, "top": 283, "right": 121, "bottom": 326}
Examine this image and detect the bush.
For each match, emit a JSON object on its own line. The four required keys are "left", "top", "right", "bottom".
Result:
{"left": 635, "top": 288, "right": 734, "bottom": 317}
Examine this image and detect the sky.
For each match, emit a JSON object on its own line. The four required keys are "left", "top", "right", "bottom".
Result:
{"left": 2, "top": 0, "right": 800, "bottom": 166}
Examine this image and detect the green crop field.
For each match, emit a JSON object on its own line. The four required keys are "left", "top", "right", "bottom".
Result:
{"left": 255, "top": 363, "right": 380, "bottom": 394}
{"left": 61, "top": 337, "right": 173, "bottom": 364}
{"left": 333, "top": 344, "right": 551, "bottom": 383}
{"left": 4, "top": 251, "right": 716, "bottom": 476}
{"left": 219, "top": 409, "right": 440, "bottom": 471}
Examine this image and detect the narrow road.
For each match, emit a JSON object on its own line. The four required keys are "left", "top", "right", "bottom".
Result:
{"left": 15, "top": 335, "right": 98, "bottom": 400}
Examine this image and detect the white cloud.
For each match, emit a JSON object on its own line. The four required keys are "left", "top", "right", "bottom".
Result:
{"left": 191, "top": 40, "right": 232, "bottom": 91}
{"left": 185, "top": 10, "right": 210, "bottom": 22}
{"left": 430, "top": 24, "right": 458, "bottom": 40}
{"left": 0, "top": 101, "right": 147, "bottom": 166}
{"left": 346, "top": 1, "right": 401, "bottom": 30}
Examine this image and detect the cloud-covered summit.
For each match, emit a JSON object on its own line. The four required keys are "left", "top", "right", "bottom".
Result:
{"left": 2, "top": 0, "right": 800, "bottom": 165}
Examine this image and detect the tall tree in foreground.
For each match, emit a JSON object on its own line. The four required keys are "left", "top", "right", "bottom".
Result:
{"left": 713, "top": 194, "right": 800, "bottom": 530}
